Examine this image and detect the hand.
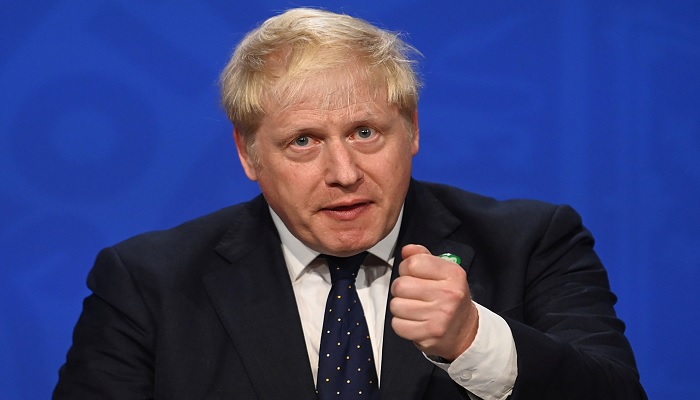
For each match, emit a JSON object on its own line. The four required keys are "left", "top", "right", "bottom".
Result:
{"left": 390, "top": 244, "right": 479, "bottom": 361}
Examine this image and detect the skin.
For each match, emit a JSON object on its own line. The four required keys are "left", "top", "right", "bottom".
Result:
{"left": 235, "top": 71, "right": 419, "bottom": 257}
{"left": 234, "top": 69, "right": 477, "bottom": 360}
{"left": 391, "top": 244, "right": 479, "bottom": 360}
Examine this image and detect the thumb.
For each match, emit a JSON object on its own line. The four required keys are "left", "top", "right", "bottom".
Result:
{"left": 401, "top": 244, "right": 431, "bottom": 259}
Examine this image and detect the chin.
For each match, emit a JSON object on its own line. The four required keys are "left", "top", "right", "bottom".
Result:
{"left": 330, "top": 234, "right": 381, "bottom": 254}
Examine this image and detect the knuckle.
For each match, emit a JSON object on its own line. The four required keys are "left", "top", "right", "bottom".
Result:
{"left": 448, "top": 263, "right": 466, "bottom": 279}
{"left": 398, "top": 261, "right": 410, "bottom": 277}
{"left": 426, "top": 323, "right": 448, "bottom": 339}
{"left": 391, "top": 277, "right": 406, "bottom": 294}
{"left": 446, "top": 287, "right": 468, "bottom": 303}
{"left": 389, "top": 297, "right": 403, "bottom": 314}
{"left": 438, "top": 283, "right": 467, "bottom": 304}
{"left": 391, "top": 317, "right": 409, "bottom": 336}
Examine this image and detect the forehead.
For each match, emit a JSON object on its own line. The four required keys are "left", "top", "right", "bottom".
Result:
{"left": 264, "top": 64, "right": 389, "bottom": 116}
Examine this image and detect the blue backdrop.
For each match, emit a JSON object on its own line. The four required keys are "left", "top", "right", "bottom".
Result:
{"left": 1, "top": 1, "right": 698, "bottom": 398}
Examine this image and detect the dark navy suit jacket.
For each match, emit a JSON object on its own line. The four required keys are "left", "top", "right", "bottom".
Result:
{"left": 54, "top": 180, "right": 647, "bottom": 399}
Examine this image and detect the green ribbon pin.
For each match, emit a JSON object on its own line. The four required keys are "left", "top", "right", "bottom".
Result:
{"left": 438, "top": 253, "right": 461, "bottom": 265}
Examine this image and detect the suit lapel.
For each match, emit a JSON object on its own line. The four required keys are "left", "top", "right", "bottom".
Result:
{"left": 199, "top": 183, "right": 478, "bottom": 399}
{"left": 202, "top": 197, "right": 317, "bottom": 400}
{"left": 380, "top": 181, "right": 476, "bottom": 400}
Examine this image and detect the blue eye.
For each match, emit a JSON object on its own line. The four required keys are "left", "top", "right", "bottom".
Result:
{"left": 293, "top": 135, "right": 311, "bottom": 146}
{"left": 357, "top": 127, "right": 374, "bottom": 139}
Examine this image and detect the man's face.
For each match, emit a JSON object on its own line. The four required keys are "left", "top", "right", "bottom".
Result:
{"left": 235, "top": 73, "right": 419, "bottom": 256}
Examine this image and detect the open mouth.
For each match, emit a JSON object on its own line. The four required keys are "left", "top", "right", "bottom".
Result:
{"left": 322, "top": 201, "right": 371, "bottom": 220}
{"left": 330, "top": 203, "right": 365, "bottom": 211}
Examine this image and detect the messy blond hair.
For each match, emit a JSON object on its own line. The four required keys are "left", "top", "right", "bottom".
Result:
{"left": 219, "top": 8, "right": 421, "bottom": 146}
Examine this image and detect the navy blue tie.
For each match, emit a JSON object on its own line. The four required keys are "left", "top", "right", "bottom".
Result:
{"left": 317, "top": 252, "right": 380, "bottom": 399}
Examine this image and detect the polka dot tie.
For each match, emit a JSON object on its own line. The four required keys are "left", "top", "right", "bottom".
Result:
{"left": 317, "top": 252, "right": 380, "bottom": 399}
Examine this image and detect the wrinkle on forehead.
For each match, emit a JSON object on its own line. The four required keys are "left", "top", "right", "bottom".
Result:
{"left": 263, "top": 64, "right": 387, "bottom": 117}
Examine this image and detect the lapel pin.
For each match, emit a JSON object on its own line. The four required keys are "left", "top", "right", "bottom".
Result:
{"left": 438, "top": 253, "right": 461, "bottom": 265}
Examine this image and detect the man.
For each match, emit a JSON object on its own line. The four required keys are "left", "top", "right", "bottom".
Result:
{"left": 54, "top": 8, "right": 647, "bottom": 400}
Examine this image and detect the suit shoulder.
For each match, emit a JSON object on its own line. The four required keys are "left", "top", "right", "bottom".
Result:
{"left": 419, "top": 181, "right": 559, "bottom": 217}
{"left": 414, "top": 181, "right": 586, "bottom": 236}
{"left": 116, "top": 204, "right": 243, "bottom": 250}
{"left": 86, "top": 196, "right": 270, "bottom": 301}
{"left": 413, "top": 180, "right": 590, "bottom": 263}
{"left": 103, "top": 196, "right": 267, "bottom": 273}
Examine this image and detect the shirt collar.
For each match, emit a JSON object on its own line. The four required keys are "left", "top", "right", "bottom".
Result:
{"left": 270, "top": 206, "right": 403, "bottom": 281}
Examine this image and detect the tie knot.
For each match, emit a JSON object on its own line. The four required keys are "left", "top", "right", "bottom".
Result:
{"left": 325, "top": 252, "right": 368, "bottom": 283}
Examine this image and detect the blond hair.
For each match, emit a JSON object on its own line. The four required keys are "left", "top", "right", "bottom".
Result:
{"left": 220, "top": 8, "right": 421, "bottom": 145}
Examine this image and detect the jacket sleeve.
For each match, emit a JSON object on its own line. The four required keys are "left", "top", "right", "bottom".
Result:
{"left": 53, "top": 246, "right": 156, "bottom": 400}
{"left": 505, "top": 205, "right": 647, "bottom": 399}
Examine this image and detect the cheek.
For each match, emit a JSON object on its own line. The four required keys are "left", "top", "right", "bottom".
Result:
{"left": 257, "top": 164, "right": 312, "bottom": 206}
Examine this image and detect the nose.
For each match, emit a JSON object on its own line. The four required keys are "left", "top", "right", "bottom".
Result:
{"left": 324, "top": 140, "right": 364, "bottom": 187}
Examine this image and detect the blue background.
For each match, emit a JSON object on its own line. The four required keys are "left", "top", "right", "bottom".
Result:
{"left": 1, "top": 1, "right": 698, "bottom": 398}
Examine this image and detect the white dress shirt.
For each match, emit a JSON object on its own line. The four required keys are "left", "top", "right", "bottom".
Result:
{"left": 269, "top": 208, "right": 517, "bottom": 400}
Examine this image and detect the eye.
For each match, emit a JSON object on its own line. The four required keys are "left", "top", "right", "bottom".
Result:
{"left": 356, "top": 127, "right": 375, "bottom": 140}
{"left": 293, "top": 135, "right": 311, "bottom": 147}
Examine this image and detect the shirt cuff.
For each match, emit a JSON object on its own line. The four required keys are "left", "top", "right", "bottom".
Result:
{"left": 427, "top": 302, "right": 517, "bottom": 400}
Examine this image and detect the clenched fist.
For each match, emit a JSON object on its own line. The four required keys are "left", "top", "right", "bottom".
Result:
{"left": 390, "top": 244, "right": 479, "bottom": 361}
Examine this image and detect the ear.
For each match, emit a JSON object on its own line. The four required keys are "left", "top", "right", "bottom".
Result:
{"left": 410, "top": 109, "right": 420, "bottom": 155}
{"left": 234, "top": 127, "right": 259, "bottom": 181}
